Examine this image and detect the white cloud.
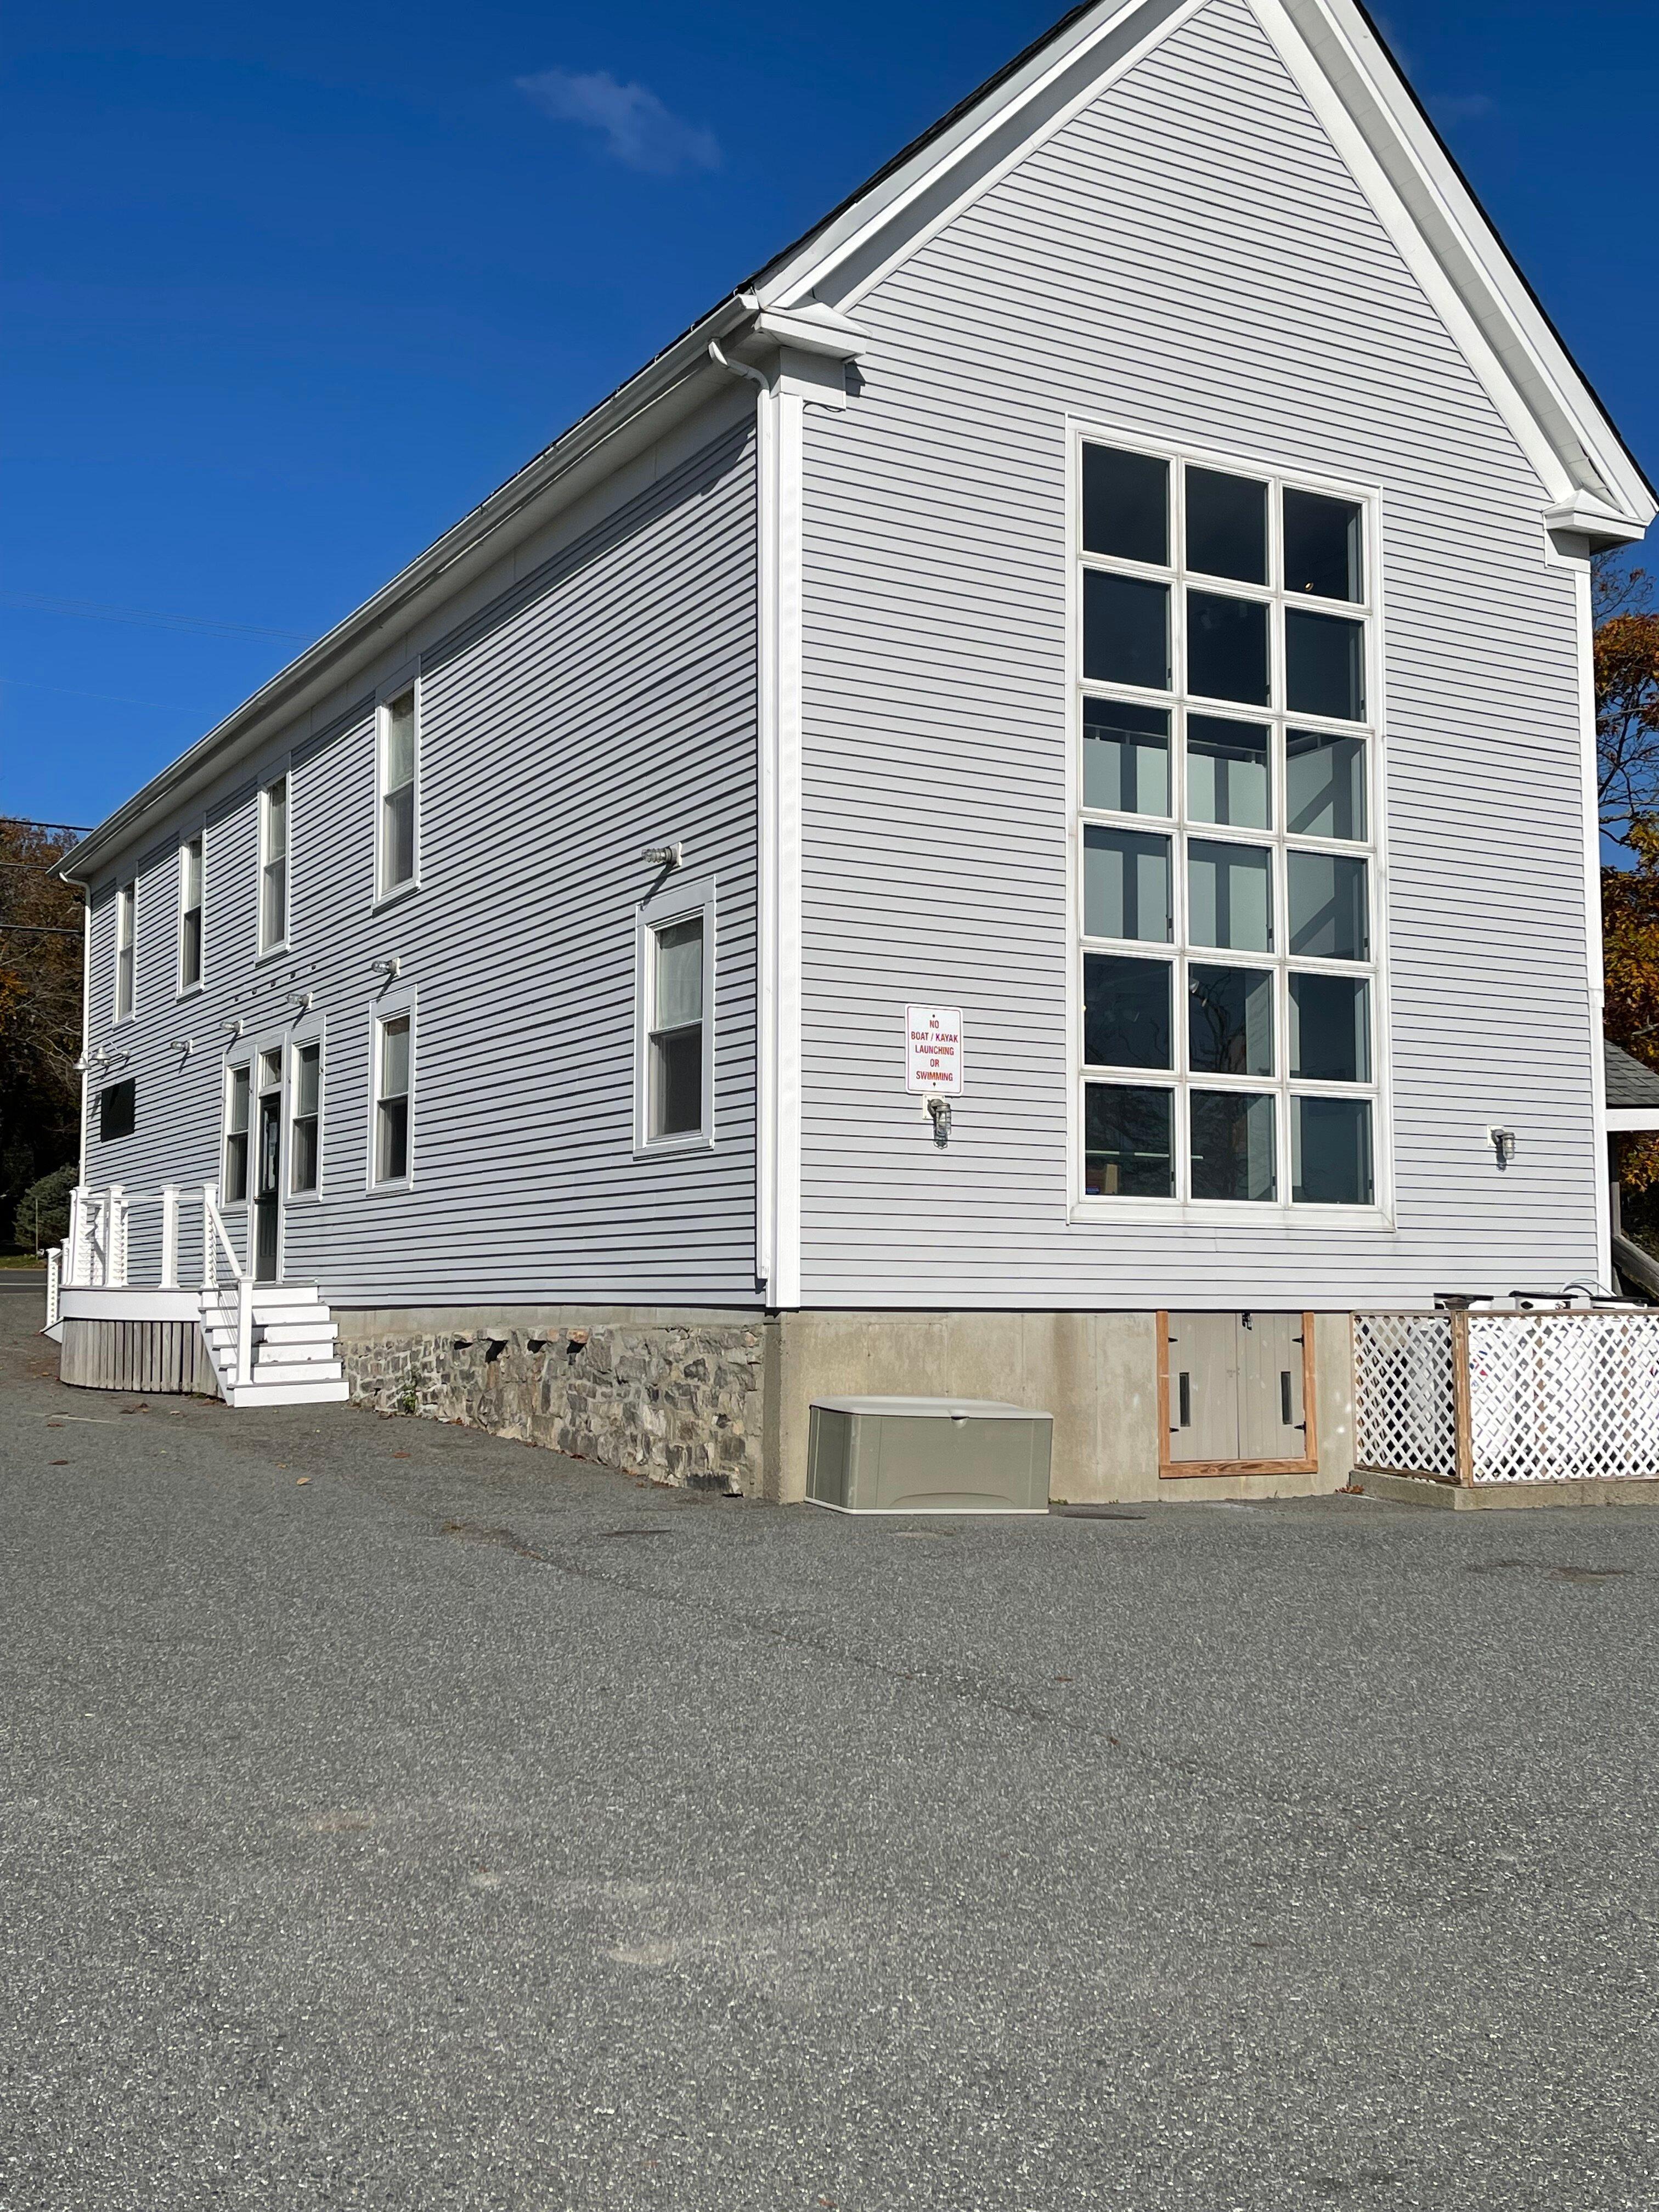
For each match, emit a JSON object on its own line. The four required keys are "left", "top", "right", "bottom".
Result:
{"left": 516, "top": 67, "right": 720, "bottom": 176}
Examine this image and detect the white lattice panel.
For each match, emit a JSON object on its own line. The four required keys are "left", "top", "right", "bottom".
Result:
{"left": 1468, "top": 1314, "right": 1659, "bottom": 1484}
{"left": 1353, "top": 1312, "right": 1459, "bottom": 1480}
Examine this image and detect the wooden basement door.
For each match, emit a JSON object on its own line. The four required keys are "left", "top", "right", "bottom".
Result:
{"left": 1159, "top": 1311, "right": 1318, "bottom": 1478}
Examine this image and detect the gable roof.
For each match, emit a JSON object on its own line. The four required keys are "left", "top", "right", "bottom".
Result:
{"left": 63, "top": 0, "right": 1653, "bottom": 885}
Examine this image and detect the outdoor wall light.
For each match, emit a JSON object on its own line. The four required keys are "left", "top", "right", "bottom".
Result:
{"left": 1488, "top": 1127, "right": 1517, "bottom": 1169}
{"left": 643, "top": 841, "right": 684, "bottom": 870}
{"left": 370, "top": 955, "right": 401, "bottom": 983}
{"left": 927, "top": 1096, "right": 952, "bottom": 1148}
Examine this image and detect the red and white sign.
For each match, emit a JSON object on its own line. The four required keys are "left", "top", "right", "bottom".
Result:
{"left": 905, "top": 1004, "right": 963, "bottom": 1094}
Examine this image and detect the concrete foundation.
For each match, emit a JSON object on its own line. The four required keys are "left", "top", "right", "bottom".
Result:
{"left": 1357, "top": 1469, "right": 1659, "bottom": 1510}
{"left": 335, "top": 1304, "right": 1357, "bottom": 1505}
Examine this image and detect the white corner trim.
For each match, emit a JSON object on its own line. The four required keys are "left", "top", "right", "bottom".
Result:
{"left": 1570, "top": 557, "right": 1613, "bottom": 1288}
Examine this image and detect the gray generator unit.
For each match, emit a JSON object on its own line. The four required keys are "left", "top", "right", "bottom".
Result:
{"left": 806, "top": 1397, "right": 1053, "bottom": 1515}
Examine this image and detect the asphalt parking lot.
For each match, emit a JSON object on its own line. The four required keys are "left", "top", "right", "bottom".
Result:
{"left": 3, "top": 1291, "right": 1657, "bottom": 2211}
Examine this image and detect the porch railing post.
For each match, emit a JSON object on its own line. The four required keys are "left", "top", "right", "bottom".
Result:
{"left": 160, "top": 1186, "right": 180, "bottom": 1290}
{"left": 46, "top": 1246, "right": 61, "bottom": 1329}
{"left": 1449, "top": 1309, "right": 1475, "bottom": 1487}
{"left": 202, "top": 1183, "right": 217, "bottom": 1290}
{"left": 108, "top": 1184, "right": 127, "bottom": 1288}
{"left": 236, "top": 1274, "right": 253, "bottom": 1394}
{"left": 65, "top": 1188, "right": 83, "bottom": 1288}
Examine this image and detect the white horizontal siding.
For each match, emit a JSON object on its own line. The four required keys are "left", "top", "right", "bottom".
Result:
{"left": 795, "top": 0, "right": 1598, "bottom": 1307}
{"left": 80, "top": 415, "right": 760, "bottom": 1307}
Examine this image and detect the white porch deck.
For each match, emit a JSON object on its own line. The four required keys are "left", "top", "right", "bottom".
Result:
{"left": 48, "top": 1183, "right": 346, "bottom": 1408}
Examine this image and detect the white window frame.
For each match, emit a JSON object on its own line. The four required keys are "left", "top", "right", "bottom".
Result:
{"left": 634, "top": 875, "right": 717, "bottom": 1156}
{"left": 374, "top": 675, "right": 421, "bottom": 907}
{"left": 177, "top": 826, "right": 205, "bottom": 996}
{"left": 221, "top": 1054, "right": 254, "bottom": 1209}
{"left": 368, "top": 989, "right": 416, "bottom": 1192}
{"left": 287, "top": 1017, "right": 325, "bottom": 1203}
{"left": 112, "top": 878, "right": 136, "bottom": 1023}
{"left": 1065, "top": 421, "right": 1393, "bottom": 1225}
{"left": 258, "top": 769, "right": 291, "bottom": 957}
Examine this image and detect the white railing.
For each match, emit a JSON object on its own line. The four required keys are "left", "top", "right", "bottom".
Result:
{"left": 1355, "top": 1306, "right": 1659, "bottom": 1486}
{"left": 61, "top": 1182, "right": 251, "bottom": 1294}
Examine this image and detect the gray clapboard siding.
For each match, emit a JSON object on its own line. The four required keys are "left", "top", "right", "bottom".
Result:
{"left": 795, "top": 0, "right": 1598, "bottom": 1307}
{"left": 80, "top": 409, "right": 760, "bottom": 1308}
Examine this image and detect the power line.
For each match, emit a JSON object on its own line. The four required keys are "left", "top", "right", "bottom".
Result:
{"left": 0, "top": 816, "right": 93, "bottom": 832}
{"left": 0, "top": 590, "right": 311, "bottom": 642}
{"left": 0, "top": 922, "right": 82, "bottom": 936}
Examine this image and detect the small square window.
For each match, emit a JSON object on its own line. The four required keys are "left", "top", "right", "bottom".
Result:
{"left": 1185, "top": 469, "right": 1267, "bottom": 585}
{"left": 1084, "top": 826, "right": 1172, "bottom": 943}
{"left": 1082, "top": 445, "right": 1169, "bottom": 565}
{"left": 1293, "top": 1095, "right": 1373, "bottom": 1205}
{"left": 1187, "top": 716, "right": 1269, "bottom": 830}
{"left": 1188, "top": 964, "right": 1274, "bottom": 1077}
{"left": 99, "top": 1079, "right": 136, "bottom": 1143}
{"left": 1083, "top": 697, "right": 1170, "bottom": 815}
{"left": 1186, "top": 592, "right": 1269, "bottom": 707}
{"left": 1190, "top": 1090, "right": 1276, "bottom": 1201}
{"left": 1084, "top": 954, "right": 1172, "bottom": 1070}
{"left": 1285, "top": 610, "right": 1365, "bottom": 721}
{"left": 1283, "top": 489, "right": 1363, "bottom": 602}
{"left": 1084, "top": 571, "right": 1170, "bottom": 691}
{"left": 1085, "top": 1083, "right": 1174, "bottom": 1197}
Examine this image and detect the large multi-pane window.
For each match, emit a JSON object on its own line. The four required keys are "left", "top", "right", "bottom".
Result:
{"left": 1077, "top": 439, "right": 1379, "bottom": 1207}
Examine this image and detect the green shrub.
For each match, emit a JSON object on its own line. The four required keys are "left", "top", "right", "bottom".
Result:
{"left": 12, "top": 1161, "right": 76, "bottom": 1253}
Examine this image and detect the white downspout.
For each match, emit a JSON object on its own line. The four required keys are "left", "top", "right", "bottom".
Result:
{"left": 709, "top": 339, "right": 780, "bottom": 1301}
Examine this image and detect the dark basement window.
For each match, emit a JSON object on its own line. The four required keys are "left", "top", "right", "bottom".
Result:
{"left": 99, "top": 1079, "right": 136, "bottom": 1142}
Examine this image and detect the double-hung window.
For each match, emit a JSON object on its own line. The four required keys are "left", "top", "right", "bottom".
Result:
{"left": 636, "top": 881, "right": 715, "bottom": 1149}
{"left": 224, "top": 1063, "right": 252, "bottom": 1201}
{"left": 114, "top": 881, "right": 135, "bottom": 1021}
{"left": 259, "top": 776, "right": 289, "bottom": 953}
{"left": 290, "top": 1040, "right": 321, "bottom": 1193}
{"left": 378, "top": 689, "right": 417, "bottom": 897}
{"left": 178, "top": 834, "right": 204, "bottom": 991}
{"left": 1077, "top": 438, "right": 1379, "bottom": 1208}
{"left": 374, "top": 1012, "right": 412, "bottom": 1185}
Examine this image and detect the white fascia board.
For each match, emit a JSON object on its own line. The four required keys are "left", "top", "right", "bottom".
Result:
{"left": 748, "top": 301, "right": 869, "bottom": 359}
{"left": 758, "top": 0, "right": 1652, "bottom": 538}
{"left": 1607, "top": 1109, "right": 1659, "bottom": 1133}
{"left": 755, "top": 0, "right": 1201, "bottom": 314}
{"left": 1265, "top": 0, "right": 1652, "bottom": 529}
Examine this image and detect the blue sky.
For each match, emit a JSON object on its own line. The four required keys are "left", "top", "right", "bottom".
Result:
{"left": 4, "top": 0, "right": 1655, "bottom": 829}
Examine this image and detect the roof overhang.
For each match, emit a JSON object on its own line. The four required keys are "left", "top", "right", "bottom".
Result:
{"left": 1607, "top": 1109, "right": 1659, "bottom": 1135}
{"left": 749, "top": 0, "right": 1654, "bottom": 545}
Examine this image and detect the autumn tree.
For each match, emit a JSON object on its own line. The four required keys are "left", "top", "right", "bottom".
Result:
{"left": 1598, "top": 554, "right": 1659, "bottom": 1229}
{"left": 0, "top": 818, "right": 83, "bottom": 1248}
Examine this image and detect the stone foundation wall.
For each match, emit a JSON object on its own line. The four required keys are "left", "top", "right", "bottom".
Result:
{"left": 336, "top": 1308, "right": 771, "bottom": 1493}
